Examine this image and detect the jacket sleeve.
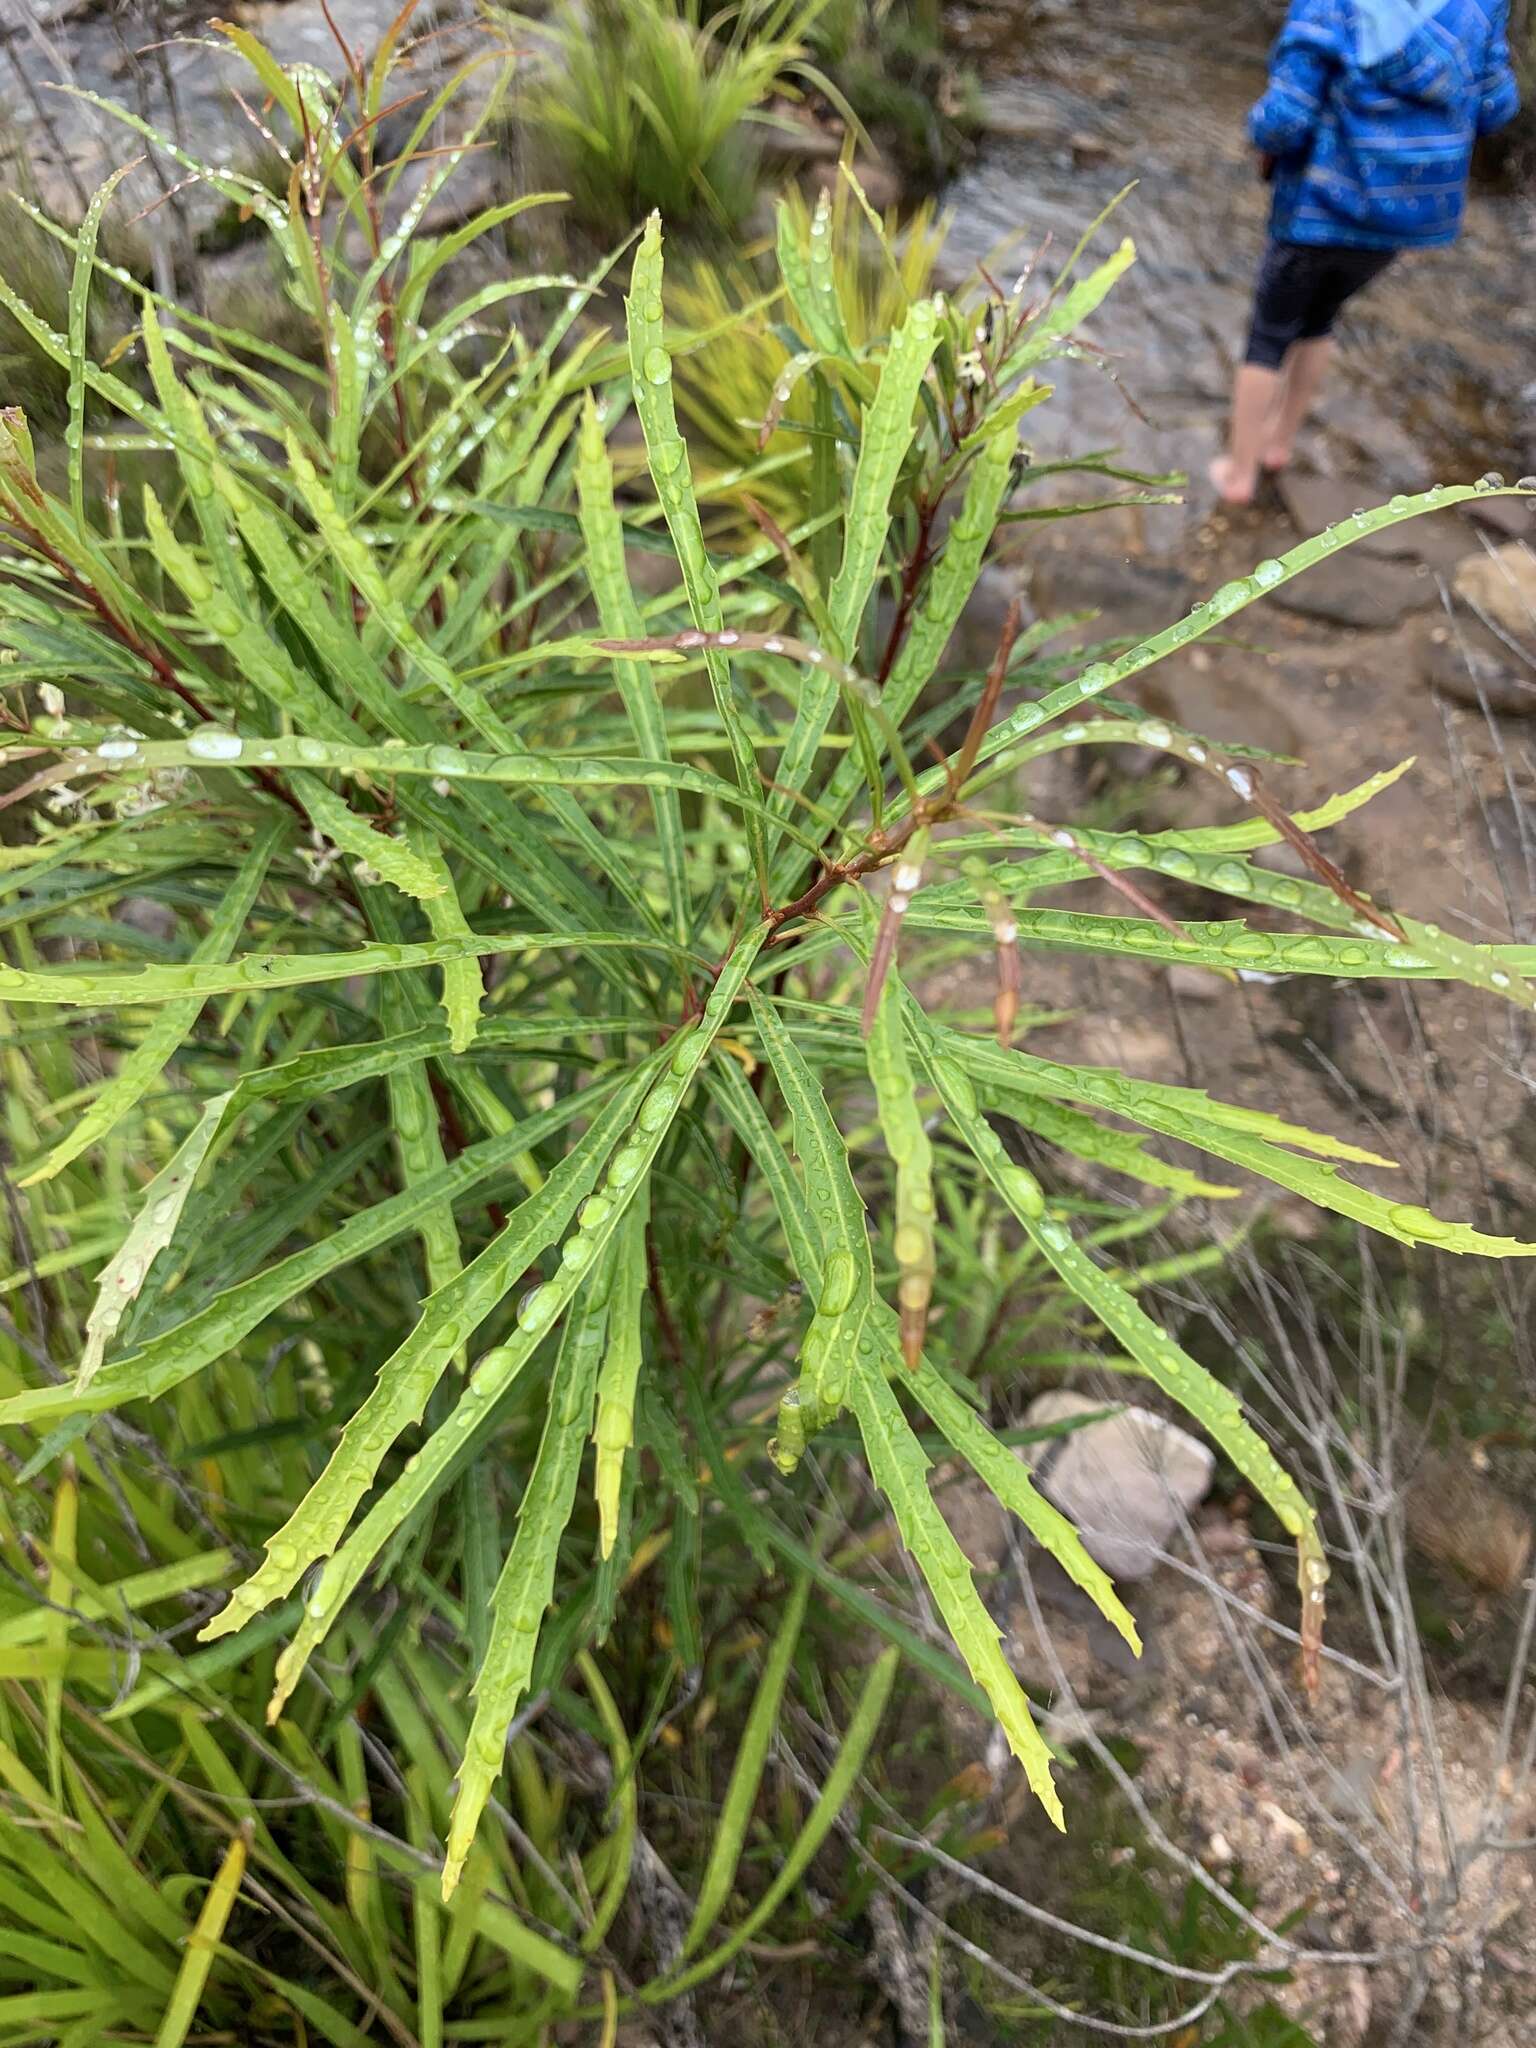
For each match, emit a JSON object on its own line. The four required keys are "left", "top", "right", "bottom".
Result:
{"left": 1247, "top": 0, "right": 1346, "bottom": 156}
{"left": 1474, "top": 6, "right": 1521, "bottom": 137}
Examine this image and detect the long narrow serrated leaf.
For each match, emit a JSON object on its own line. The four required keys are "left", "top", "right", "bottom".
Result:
{"left": 906, "top": 1358, "right": 1140, "bottom": 1654}
{"left": 32, "top": 732, "right": 766, "bottom": 812}
{"left": 76, "top": 1091, "right": 231, "bottom": 1388}
{"left": 748, "top": 987, "right": 876, "bottom": 1425}
{"left": 0, "top": 928, "right": 685, "bottom": 1008}
{"left": 378, "top": 976, "right": 462, "bottom": 1310}
{"left": 442, "top": 1257, "right": 613, "bottom": 1896}
{"left": 593, "top": 1195, "right": 648, "bottom": 1560}
{"left": 260, "top": 929, "right": 767, "bottom": 1711}
{"left": 66, "top": 162, "right": 137, "bottom": 529}
{"left": 770, "top": 295, "right": 940, "bottom": 832}
{"left": 576, "top": 393, "right": 690, "bottom": 941}
{"left": 867, "top": 970, "right": 937, "bottom": 1368}
{"left": 921, "top": 484, "right": 1536, "bottom": 797}
{"left": 776, "top": 193, "right": 845, "bottom": 356}
{"left": 0, "top": 1078, "right": 621, "bottom": 1431}
{"left": 912, "top": 1026, "right": 1330, "bottom": 1693}
{"left": 998, "top": 237, "right": 1136, "bottom": 380}
{"left": 294, "top": 773, "right": 446, "bottom": 901}
{"left": 849, "top": 1356, "right": 1063, "bottom": 1818}
{"left": 403, "top": 823, "right": 482, "bottom": 1051}
{"left": 626, "top": 215, "right": 767, "bottom": 891}
{"left": 198, "top": 1067, "right": 660, "bottom": 1645}
{"left": 950, "top": 1027, "right": 1536, "bottom": 1256}
{"left": 988, "top": 1093, "right": 1236, "bottom": 1201}
{"left": 281, "top": 432, "right": 636, "bottom": 934}
{"left": 21, "top": 821, "right": 281, "bottom": 1185}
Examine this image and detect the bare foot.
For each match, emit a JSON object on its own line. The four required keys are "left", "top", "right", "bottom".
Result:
{"left": 1261, "top": 443, "right": 1292, "bottom": 474}
{"left": 1208, "top": 453, "right": 1256, "bottom": 507}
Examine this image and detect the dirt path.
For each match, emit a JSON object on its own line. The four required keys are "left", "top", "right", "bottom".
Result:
{"left": 927, "top": 0, "right": 1536, "bottom": 1243}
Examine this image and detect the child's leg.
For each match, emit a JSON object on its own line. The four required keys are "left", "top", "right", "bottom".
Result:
{"left": 1209, "top": 242, "right": 1305, "bottom": 506}
{"left": 1210, "top": 364, "right": 1283, "bottom": 505}
{"left": 1263, "top": 337, "right": 1333, "bottom": 471}
{"left": 1258, "top": 249, "right": 1395, "bottom": 475}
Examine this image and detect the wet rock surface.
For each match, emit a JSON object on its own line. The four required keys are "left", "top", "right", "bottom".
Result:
{"left": 0, "top": 1, "right": 489, "bottom": 263}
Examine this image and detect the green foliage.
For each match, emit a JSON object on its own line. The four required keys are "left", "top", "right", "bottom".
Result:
{"left": 0, "top": 22, "right": 1534, "bottom": 2038}
{"left": 515, "top": 0, "right": 833, "bottom": 236}
{"left": 666, "top": 176, "right": 948, "bottom": 526}
{"left": 809, "top": 0, "right": 984, "bottom": 185}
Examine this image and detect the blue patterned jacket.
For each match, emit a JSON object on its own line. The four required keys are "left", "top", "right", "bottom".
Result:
{"left": 1250, "top": 0, "right": 1520, "bottom": 248}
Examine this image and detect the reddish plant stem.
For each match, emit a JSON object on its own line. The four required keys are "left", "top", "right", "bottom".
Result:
{"left": 952, "top": 598, "right": 1020, "bottom": 790}
{"left": 874, "top": 491, "right": 939, "bottom": 690}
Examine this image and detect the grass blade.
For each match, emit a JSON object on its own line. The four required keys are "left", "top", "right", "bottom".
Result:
{"left": 151, "top": 1825, "right": 249, "bottom": 2048}
{"left": 682, "top": 1572, "right": 809, "bottom": 1953}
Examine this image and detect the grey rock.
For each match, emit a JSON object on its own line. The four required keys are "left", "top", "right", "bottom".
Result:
{"left": 1028, "top": 548, "right": 1194, "bottom": 639}
{"left": 116, "top": 895, "right": 177, "bottom": 943}
{"left": 1136, "top": 659, "right": 1306, "bottom": 763}
{"left": 1022, "top": 1390, "right": 1216, "bottom": 1581}
{"left": 1462, "top": 491, "right": 1536, "bottom": 542}
{"left": 1262, "top": 554, "right": 1431, "bottom": 629}
{"left": 975, "top": 86, "right": 1071, "bottom": 148}
{"left": 1419, "top": 628, "right": 1536, "bottom": 718}
{"left": 1277, "top": 472, "right": 1406, "bottom": 558}
{"left": 1278, "top": 476, "right": 1480, "bottom": 580}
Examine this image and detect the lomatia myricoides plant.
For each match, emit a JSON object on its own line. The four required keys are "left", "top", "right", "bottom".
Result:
{"left": 2, "top": 15, "right": 1534, "bottom": 1931}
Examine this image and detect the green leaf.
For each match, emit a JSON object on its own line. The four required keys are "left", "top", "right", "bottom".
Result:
{"left": 626, "top": 215, "right": 767, "bottom": 890}
{"left": 952, "top": 1028, "right": 1536, "bottom": 1256}
{"left": 867, "top": 972, "right": 937, "bottom": 1367}
{"left": 593, "top": 1195, "right": 648, "bottom": 1560}
{"left": 576, "top": 393, "right": 690, "bottom": 941}
{"left": 998, "top": 236, "right": 1136, "bottom": 380}
{"left": 776, "top": 192, "right": 849, "bottom": 358}
{"left": 442, "top": 1257, "right": 612, "bottom": 1896}
{"left": 0, "top": 1073, "right": 621, "bottom": 1431}
{"left": 20, "top": 821, "right": 282, "bottom": 1185}
{"left": 748, "top": 987, "right": 876, "bottom": 1426}
{"left": 848, "top": 1359, "right": 1063, "bottom": 1823}
{"left": 403, "top": 824, "right": 482, "bottom": 1052}
{"left": 906, "top": 1358, "right": 1140, "bottom": 1655}
{"left": 377, "top": 975, "right": 461, "bottom": 1310}
{"left": 151, "top": 1828, "right": 248, "bottom": 2048}
{"left": 259, "top": 929, "right": 767, "bottom": 1713}
{"left": 934, "top": 484, "right": 1536, "bottom": 795}
{"left": 642, "top": 1644, "right": 899, "bottom": 2003}
{"left": 75, "top": 1089, "right": 232, "bottom": 1389}
{"left": 290, "top": 772, "right": 446, "bottom": 902}
{"left": 911, "top": 1026, "right": 1330, "bottom": 1679}
{"left": 199, "top": 1063, "right": 662, "bottom": 1646}
{"left": 0, "top": 927, "right": 687, "bottom": 1008}
{"left": 66, "top": 162, "right": 137, "bottom": 530}
{"left": 769, "top": 293, "right": 940, "bottom": 834}
{"left": 682, "top": 1572, "right": 809, "bottom": 1953}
